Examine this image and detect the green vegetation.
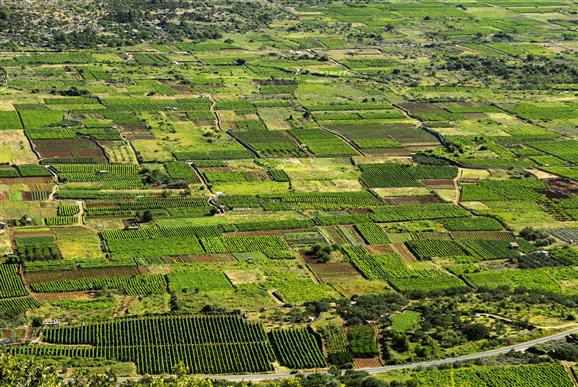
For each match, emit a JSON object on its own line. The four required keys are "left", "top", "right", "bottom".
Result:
{"left": 348, "top": 325, "right": 378, "bottom": 358}
{"left": 406, "top": 363, "right": 574, "bottom": 387}
{"left": 269, "top": 328, "right": 326, "bottom": 369}
{"left": 0, "top": 0, "right": 577, "bottom": 381}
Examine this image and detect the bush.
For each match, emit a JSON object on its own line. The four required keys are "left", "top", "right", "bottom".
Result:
{"left": 348, "top": 325, "right": 378, "bottom": 357}
{"left": 328, "top": 351, "right": 353, "bottom": 367}
{"left": 32, "top": 317, "right": 43, "bottom": 327}
{"left": 461, "top": 323, "right": 489, "bottom": 341}
{"left": 549, "top": 343, "right": 578, "bottom": 361}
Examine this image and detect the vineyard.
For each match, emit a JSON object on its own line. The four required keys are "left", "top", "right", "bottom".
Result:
{"left": 411, "top": 364, "right": 574, "bottom": 387}
{"left": 18, "top": 314, "right": 277, "bottom": 374}
{"left": 465, "top": 266, "right": 578, "bottom": 295}
{"left": 343, "top": 246, "right": 466, "bottom": 292}
{"left": 1, "top": 0, "right": 578, "bottom": 381}
{"left": 0, "top": 265, "right": 28, "bottom": 298}
{"left": 360, "top": 163, "right": 457, "bottom": 188}
{"left": 29, "top": 274, "right": 167, "bottom": 295}
{"left": 14, "top": 235, "right": 61, "bottom": 261}
{"left": 0, "top": 296, "right": 40, "bottom": 315}
{"left": 370, "top": 204, "right": 469, "bottom": 222}
{"left": 269, "top": 328, "right": 327, "bottom": 369}
{"left": 441, "top": 217, "right": 503, "bottom": 232}
{"left": 355, "top": 223, "right": 390, "bottom": 244}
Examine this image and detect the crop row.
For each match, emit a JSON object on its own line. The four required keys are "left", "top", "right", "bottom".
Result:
{"left": 233, "top": 219, "right": 314, "bottom": 232}
{"left": 84, "top": 196, "right": 208, "bottom": 216}
{"left": 106, "top": 237, "right": 205, "bottom": 259}
{"left": 370, "top": 204, "right": 470, "bottom": 222}
{"left": 44, "top": 216, "right": 77, "bottom": 226}
{"left": 36, "top": 314, "right": 276, "bottom": 374}
{"left": 44, "top": 314, "right": 268, "bottom": 346}
{"left": 440, "top": 217, "right": 503, "bottom": 231}
{"left": 200, "top": 236, "right": 289, "bottom": 254}
{"left": 0, "top": 265, "right": 28, "bottom": 298}
{"left": 406, "top": 238, "right": 535, "bottom": 260}
{"left": 269, "top": 328, "right": 326, "bottom": 369}
{"left": 58, "top": 205, "right": 80, "bottom": 216}
{"left": 413, "top": 363, "right": 573, "bottom": 387}
{"left": 354, "top": 223, "right": 390, "bottom": 244}
{"left": 29, "top": 274, "right": 167, "bottom": 295}
{"left": 100, "top": 225, "right": 223, "bottom": 240}
{"left": 0, "top": 297, "right": 40, "bottom": 315}
{"left": 343, "top": 246, "right": 466, "bottom": 292}
{"left": 360, "top": 163, "right": 457, "bottom": 188}
{"left": 8, "top": 342, "right": 275, "bottom": 375}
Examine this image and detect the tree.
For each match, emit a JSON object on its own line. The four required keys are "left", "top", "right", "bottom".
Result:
{"left": 361, "top": 377, "right": 388, "bottom": 387}
{"left": 172, "top": 361, "right": 189, "bottom": 377}
{"left": 391, "top": 332, "right": 410, "bottom": 352}
{"left": 337, "top": 293, "right": 406, "bottom": 326}
{"left": 461, "top": 323, "right": 489, "bottom": 341}
{"left": 549, "top": 343, "right": 578, "bottom": 361}
{"left": 0, "top": 9, "right": 9, "bottom": 20}
{"left": 304, "top": 300, "right": 331, "bottom": 317}
{"left": 143, "top": 169, "right": 166, "bottom": 186}
{"left": 328, "top": 351, "right": 353, "bottom": 368}
{"left": 169, "top": 292, "right": 183, "bottom": 312}
{"left": 141, "top": 210, "right": 153, "bottom": 223}
{"left": 311, "top": 243, "right": 336, "bottom": 263}
{"left": 0, "top": 354, "right": 63, "bottom": 387}
{"left": 31, "top": 316, "right": 44, "bottom": 327}
{"left": 299, "top": 373, "right": 340, "bottom": 387}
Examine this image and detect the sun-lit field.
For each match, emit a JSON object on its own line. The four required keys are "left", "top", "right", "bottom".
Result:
{"left": 0, "top": 0, "right": 578, "bottom": 385}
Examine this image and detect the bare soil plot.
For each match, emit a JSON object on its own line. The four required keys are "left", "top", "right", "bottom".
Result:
{"left": 392, "top": 242, "right": 417, "bottom": 263}
{"left": 33, "top": 138, "right": 106, "bottom": 161}
{"left": 354, "top": 357, "right": 382, "bottom": 368}
{"left": 26, "top": 266, "right": 142, "bottom": 283}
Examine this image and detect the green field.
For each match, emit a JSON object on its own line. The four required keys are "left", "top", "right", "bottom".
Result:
{"left": 0, "top": 0, "right": 577, "bottom": 384}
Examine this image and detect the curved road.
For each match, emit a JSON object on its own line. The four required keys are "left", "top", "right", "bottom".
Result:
{"left": 94, "top": 327, "right": 578, "bottom": 383}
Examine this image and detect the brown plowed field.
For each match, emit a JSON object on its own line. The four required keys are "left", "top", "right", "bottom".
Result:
{"left": 392, "top": 242, "right": 416, "bottom": 263}
{"left": 383, "top": 195, "right": 441, "bottom": 205}
{"left": 26, "top": 266, "right": 142, "bottom": 283}
{"left": 353, "top": 357, "right": 382, "bottom": 368}
{"left": 0, "top": 176, "right": 52, "bottom": 185}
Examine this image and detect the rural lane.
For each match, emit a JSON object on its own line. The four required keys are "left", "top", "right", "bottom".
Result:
{"left": 93, "top": 326, "right": 578, "bottom": 383}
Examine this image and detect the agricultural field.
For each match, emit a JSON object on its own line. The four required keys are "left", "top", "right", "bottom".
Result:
{"left": 0, "top": 0, "right": 578, "bottom": 384}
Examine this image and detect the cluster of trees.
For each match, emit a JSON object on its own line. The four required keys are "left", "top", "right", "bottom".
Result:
{"left": 549, "top": 343, "right": 578, "bottom": 361}
{"left": 440, "top": 55, "right": 578, "bottom": 88}
{"left": 0, "top": 0, "right": 282, "bottom": 49}
{"left": 51, "top": 87, "right": 92, "bottom": 97}
{"left": 311, "top": 243, "right": 339, "bottom": 263}
{"left": 382, "top": 300, "right": 494, "bottom": 363}
{"left": 520, "top": 227, "right": 555, "bottom": 247}
{"left": 0, "top": 352, "right": 409, "bottom": 386}
{"left": 336, "top": 293, "right": 407, "bottom": 325}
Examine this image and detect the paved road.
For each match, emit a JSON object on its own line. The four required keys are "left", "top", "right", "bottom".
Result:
{"left": 359, "top": 327, "right": 578, "bottom": 375}
{"left": 67, "top": 327, "right": 578, "bottom": 383}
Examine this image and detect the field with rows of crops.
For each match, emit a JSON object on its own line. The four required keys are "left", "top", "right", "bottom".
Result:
{"left": 0, "top": 0, "right": 577, "bottom": 384}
